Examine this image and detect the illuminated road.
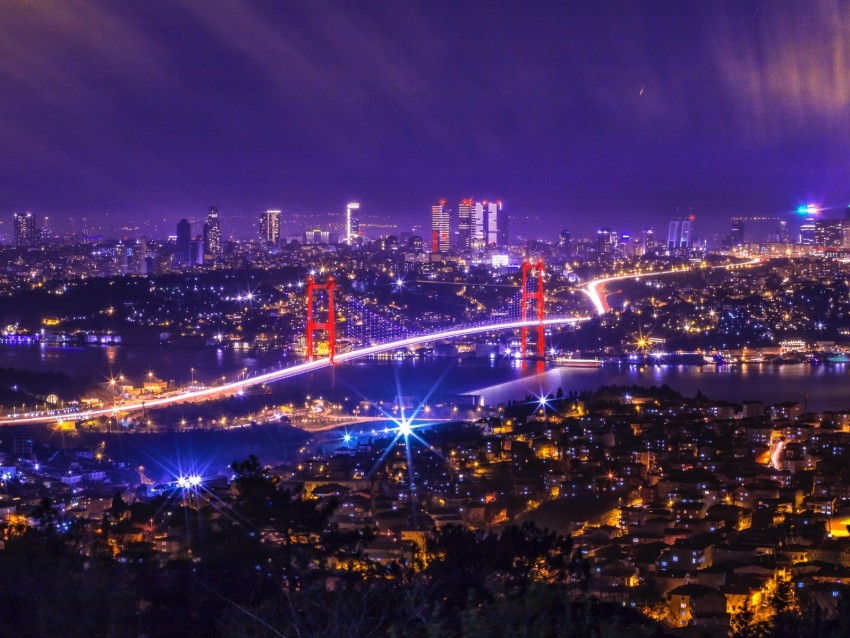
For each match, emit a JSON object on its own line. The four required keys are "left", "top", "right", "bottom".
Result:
{"left": 582, "top": 258, "right": 762, "bottom": 315}
{"left": 0, "top": 316, "right": 589, "bottom": 426}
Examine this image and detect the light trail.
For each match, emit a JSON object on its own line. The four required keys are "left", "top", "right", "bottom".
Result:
{"left": 0, "top": 316, "right": 589, "bottom": 426}
{"left": 581, "top": 258, "right": 762, "bottom": 315}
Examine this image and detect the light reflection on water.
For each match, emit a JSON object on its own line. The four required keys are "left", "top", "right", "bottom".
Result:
{"left": 3, "top": 344, "right": 850, "bottom": 411}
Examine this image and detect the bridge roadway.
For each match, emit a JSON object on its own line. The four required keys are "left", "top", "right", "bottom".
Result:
{"left": 0, "top": 316, "right": 589, "bottom": 426}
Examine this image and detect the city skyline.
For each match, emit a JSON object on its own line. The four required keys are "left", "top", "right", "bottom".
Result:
{"left": 1, "top": 1, "right": 849, "bottom": 235}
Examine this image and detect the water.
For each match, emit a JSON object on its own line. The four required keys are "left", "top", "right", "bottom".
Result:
{"left": 3, "top": 343, "right": 850, "bottom": 410}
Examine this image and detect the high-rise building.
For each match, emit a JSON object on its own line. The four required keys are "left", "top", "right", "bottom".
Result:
{"left": 815, "top": 219, "right": 843, "bottom": 248}
{"left": 345, "top": 202, "right": 361, "bottom": 245}
{"left": 176, "top": 219, "right": 191, "bottom": 264}
{"left": 597, "top": 228, "right": 613, "bottom": 254}
{"left": 800, "top": 217, "right": 816, "bottom": 245}
{"left": 260, "top": 209, "right": 281, "bottom": 246}
{"left": 203, "top": 207, "right": 222, "bottom": 256}
{"left": 13, "top": 211, "right": 37, "bottom": 248}
{"left": 667, "top": 217, "right": 693, "bottom": 251}
{"left": 730, "top": 219, "right": 745, "bottom": 246}
{"left": 642, "top": 228, "right": 655, "bottom": 254}
{"left": 469, "top": 200, "right": 507, "bottom": 248}
{"left": 431, "top": 199, "right": 451, "bottom": 253}
{"left": 777, "top": 220, "right": 790, "bottom": 244}
{"left": 458, "top": 198, "right": 473, "bottom": 251}
{"left": 488, "top": 200, "right": 508, "bottom": 246}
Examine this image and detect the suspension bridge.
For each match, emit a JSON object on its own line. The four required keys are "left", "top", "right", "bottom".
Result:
{"left": 0, "top": 257, "right": 761, "bottom": 426}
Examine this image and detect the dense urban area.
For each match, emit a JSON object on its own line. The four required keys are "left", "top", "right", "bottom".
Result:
{"left": 3, "top": 204, "right": 850, "bottom": 637}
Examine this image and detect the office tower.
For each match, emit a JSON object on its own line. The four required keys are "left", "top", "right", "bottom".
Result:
{"left": 458, "top": 198, "right": 473, "bottom": 251}
{"left": 431, "top": 199, "right": 450, "bottom": 253}
{"left": 597, "top": 228, "right": 613, "bottom": 254}
{"left": 345, "top": 202, "right": 360, "bottom": 244}
{"left": 203, "top": 207, "right": 222, "bottom": 256}
{"left": 814, "top": 219, "right": 843, "bottom": 248}
{"left": 777, "top": 220, "right": 790, "bottom": 244}
{"left": 800, "top": 217, "right": 816, "bottom": 245}
{"left": 642, "top": 228, "right": 655, "bottom": 253}
{"left": 13, "top": 211, "right": 37, "bottom": 248}
{"left": 471, "top": 202, "right": 486, "bottom": 248}
{"left": 176, "top": 219, "right": 191, "bottom": 264}
{"left": 730, "top": 219, "right": 745, "bottom": 246}
{"left": 488, "top": 200, "right": 508, "bottom": 246}
{"left": 260, "top": 209, "right": 281, "bottom": 246}
{"left": 470, "top": 200, "right": 506, "bottom": 248}
{"left": 667, "top": 216, "right": 693, "bottom": 251}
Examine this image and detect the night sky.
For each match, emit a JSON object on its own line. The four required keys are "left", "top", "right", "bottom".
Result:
{"left": 1, "top": 0, "right": 849, "bottom": 237}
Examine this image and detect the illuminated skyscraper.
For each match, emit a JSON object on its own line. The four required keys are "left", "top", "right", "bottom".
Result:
{"left": 800, "top": 217, "right": 816, "bottom": 245}
{"left": 260, "top": 209, "right": 281, "bottom": 246}
{"left": 642, "top": 228, "right": 655, "bottom": 253}
{"left": 597, "top": 228, "right": 613, "bottom": 254}
{"left": 458, "top": 198, "right": 473, "bottom": 251}
{"left": 203, "top": 207, "right": 222, "bottom": 255}
{"left": 345, "top": 202, "right": 360, "bottom": 244}
{"left": 667, "top": 216, "right": 693, "bottom": 251}
{"left": 431, "top": 199, "right": 450, "bottom": 253}
{"left": 815, "top": 219, "right": 843, "bottom": 248}
{"left": 777, "top": 220, "right": 790, "bottom": 244}
{"left": 470, "top": 200, "right": 506, "bottom": 248}
{"left": 13, "top": 211, "right": 37, "bottom": 248}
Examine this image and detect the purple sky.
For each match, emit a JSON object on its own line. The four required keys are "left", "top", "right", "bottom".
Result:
{"left": 1, "top": 0, "right": 849, "bottom": 237}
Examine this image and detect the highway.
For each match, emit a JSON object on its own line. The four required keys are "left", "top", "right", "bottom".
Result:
{"left": 582, "top": 258, "right": 762, "bottom": 315}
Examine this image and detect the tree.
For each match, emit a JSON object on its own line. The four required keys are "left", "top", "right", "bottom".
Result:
{"left": 731, "top": 601, "right": 762, "bottom": 638}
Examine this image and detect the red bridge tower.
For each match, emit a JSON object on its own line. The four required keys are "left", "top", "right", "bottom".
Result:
{"left": 306, "top": 275, "right": 336, "bottom": 363}
{"left": 520, "top": 259, "right": 545, "bottom": 358}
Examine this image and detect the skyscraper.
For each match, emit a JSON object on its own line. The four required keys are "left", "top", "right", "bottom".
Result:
{"left": 176, "top": 219, "right": 191, "bottom": 264}
{"left": 642, "top": 228, "right": 655, "bottom": 254}
{"left": 431, "top": 199, "right": 450, "bottom": 253}
{"left": 203, "top": 207, "right": 222, "bottom": 256}
{"left": 730, "top": 219, "right": 745, "bottom": 246}
{"left": 260, "top": 209, "right": 281, "bottom": 246}
{"left": 667, "top": 216, "right": 693, "bottom": 251}
{"left": 345, "top": 202, "right": 360, "bottom": 244}
{"left": 800, "top": 217, "right": 816, "bottom": 245}
{"left": 597, "top": 228, "right": 613, "bottom": 254}
{"left": 815, "top": 219, "right": 843, "bottom": 248}
{"left": 458, "top": 198, "right": 473, "bottom": 251}
{"left": 13, "top": 211, "right": 37, "bottom": 248}
{"left": 777, "top": 220, "right": 790, "bottom": 244}
{"left": 470, "top": 200, "right": 507, "bottom": 248}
